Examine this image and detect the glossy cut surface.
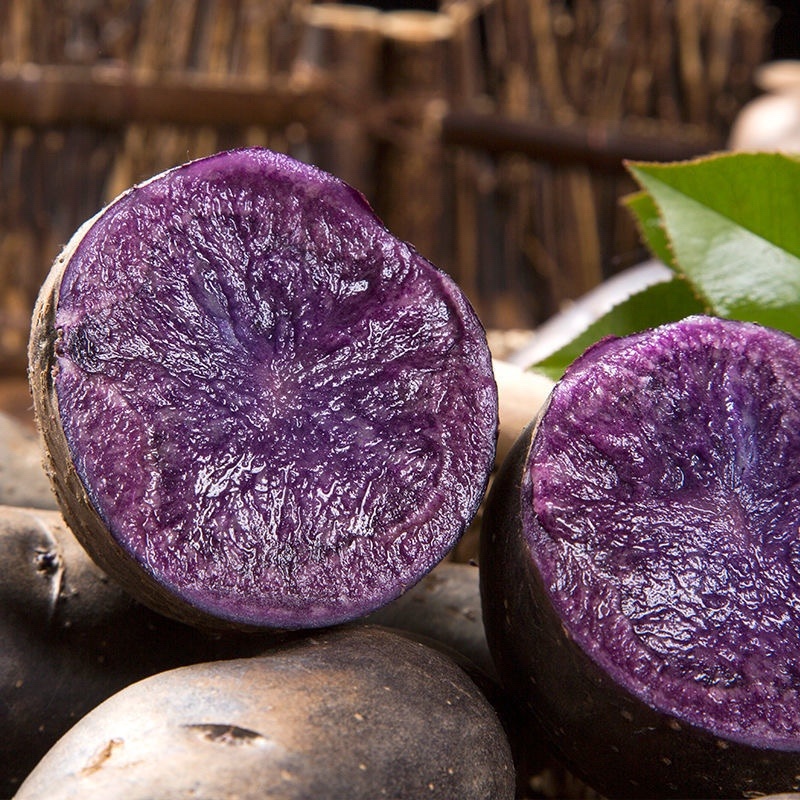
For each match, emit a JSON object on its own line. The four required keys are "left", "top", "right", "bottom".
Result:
{"left": 52, "top": 149, "right": 497, "bottom": 628}
{"left": 525, "top": 315, "right": 800, "bottom": 748}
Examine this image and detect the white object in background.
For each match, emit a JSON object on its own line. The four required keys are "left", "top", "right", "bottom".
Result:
{"left": 729, "top": 60, "right": 800, "bottom": 152}
{"left": 507, "top": 260, "right": 673, "bottom": 369}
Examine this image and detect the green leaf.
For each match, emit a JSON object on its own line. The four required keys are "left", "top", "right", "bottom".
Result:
{"left": 623, "top": 190, "right": 678, "bottom": 271}
{"left": 530, "top": 276, "right": 705, "bottom": 381}
{"left": 525, "top": 152, "right": 800, "bottom": 379}
{"left": 627, "top": 153, "right": 800, "bottom": 336}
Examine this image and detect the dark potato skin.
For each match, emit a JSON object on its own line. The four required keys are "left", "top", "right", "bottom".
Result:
{"left": 480, "top": 420, "right": 800, "bottom": 799}
{"left": 14, "top": 626, "right": 516, "bottom": 800}
{"left": 365, "top": 560, "right": 497, "bottom": 681}
{"left": 0, "top": 505, "right": 285, "bottom": 797}
{"left": 366, "top": 560, "right": 602, "bottom": 800}
{"left": 0, "top": 411, "right": 57, "bottom": 510}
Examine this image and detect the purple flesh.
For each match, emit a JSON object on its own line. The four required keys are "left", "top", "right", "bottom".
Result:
{"left": 52, "top": 148, "right": 497, "bottom": 629}
{"left": 525, "top": 315, "right": 800, "bottom": 749}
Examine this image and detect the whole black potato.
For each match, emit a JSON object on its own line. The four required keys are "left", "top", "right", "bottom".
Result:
{"left": 365, "top": 560, "right": 496, "bottom": 680}
{"left": 0, "top": 505, "right": 280, "bottom": 796}
{"left": 14, "top": 626, "right": 515, "bottom": 800}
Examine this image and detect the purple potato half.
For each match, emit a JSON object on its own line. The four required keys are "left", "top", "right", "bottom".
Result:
{"left": 28, "top": 148, "right": 497, "bottom": 631}
{"left": 480, "top": 315, "right": 800, "bottom": 798}
{"left": 14, "top": 626, "right": 516, "bottom": 800}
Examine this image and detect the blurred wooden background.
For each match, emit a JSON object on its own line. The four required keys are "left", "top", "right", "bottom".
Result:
{"left": 0, "top": 0, "right": 775, "bottom": 375}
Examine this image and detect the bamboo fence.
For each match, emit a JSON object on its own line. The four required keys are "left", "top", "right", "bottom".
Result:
{"left": 0, "top": 0, "right": 775, "bottom": 373}
{"left": 440, "top": 0, "right": 774, "bottom": 325}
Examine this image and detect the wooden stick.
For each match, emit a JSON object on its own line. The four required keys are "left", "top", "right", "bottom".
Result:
{"left": 293, "top": 3, "right": 382, "bottom": 195}
{"left": 0, "top": 63, "right": 328, "bottom": 130}
{"left": 1, "top": 1, "right": 26, "bottom": 64}
{"left": 450, "top": 148, "right": 482, "bottom": 312}
{"left": 375, "top": 10, "right": 454, "bottom": 264}
{"left": 625, "top": 2, "right": 655, "bottom": 119}
{"left": 105, "top": 0, "right": 199, "bottom": 201}
{"left": 236, "top": 0, "right": 275, "bottom": 78}
{"left": 528, "top": 0, "right": 573, "bottom": 121}
{"left": 647, "top": 3, "right": 681, "bottom": 123}
{"left": 676, "top": 0, "right": 710, "bottom": 125}
{"left": 444, "top": 1, "right": 487, "bottom": 103}
{"left": 441, "top": 110, "right": 720, "bottom": 171}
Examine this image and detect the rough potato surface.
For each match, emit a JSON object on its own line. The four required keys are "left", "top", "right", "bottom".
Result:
{"left": 527, "top": 315, "right": 800, "bottom": 746}
{"left": 38, "top": 149, "right": 496, "bottom": 629}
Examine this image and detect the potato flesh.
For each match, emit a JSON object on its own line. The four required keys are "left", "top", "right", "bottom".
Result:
{"left": 53, "top": 149, "right": 497, "bottom": 629}
{"left": 527, "top": 315, "right": 800, "bottom": 746}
